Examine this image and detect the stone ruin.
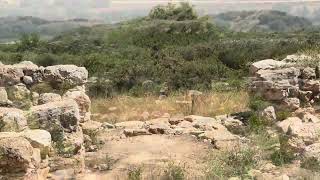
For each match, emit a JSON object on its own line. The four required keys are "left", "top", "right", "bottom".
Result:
{"left": 0, "top": 61, "right": 92, "bottom": 179}
{"left": 250, "top": 55, "right": 320, "bottom": 165}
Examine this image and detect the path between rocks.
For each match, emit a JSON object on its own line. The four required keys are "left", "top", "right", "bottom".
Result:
{"left": 51, "top": 132, "right": 213, "bottom": 179}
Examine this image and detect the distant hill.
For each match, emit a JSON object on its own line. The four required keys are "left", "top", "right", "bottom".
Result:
{"left": 212, "top": 10, "right": 312, "bottom": 32}
{"left": 0, "top": 16, "right": 103, "bottom": 43}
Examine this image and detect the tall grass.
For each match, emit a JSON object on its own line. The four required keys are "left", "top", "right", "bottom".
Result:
{"left": 91, "top": 90, "right": 249, "bottom": 123}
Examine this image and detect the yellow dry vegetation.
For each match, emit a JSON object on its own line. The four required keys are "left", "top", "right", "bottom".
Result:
{"left": 91, "top": 91, "right": 249, "bottom": 123}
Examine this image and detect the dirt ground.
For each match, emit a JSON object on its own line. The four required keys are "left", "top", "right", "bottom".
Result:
{"left": 51, "top": 129, "right": 213, "bottom": 180}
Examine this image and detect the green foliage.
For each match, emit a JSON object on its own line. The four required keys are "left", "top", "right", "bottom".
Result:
{"left": 276, "top": 110, "right": 292, "bottom": 121}
{"left": 248, "top": 113, "right": 268, "bottom": 133}
{"left": 149, "top": 2, "right": 197, "bottom": 21}
{"left": 1, "top": 5, "right": 319, "bottom": 97}
{"left": 271, "top": 135, "right": 296, "bottom": 166}
{"left": 301, "top": 157, "right": 320, "bottom": 172}
{"left": 206, "top": 148, "right": 258, "bottom": 179}
{"left": 128, "top": 166, "right": 143, "bottom": 180}
{"left": 17, "top": 33, "right": 40, "bottom": 51}
{"left": 163, "top": 162, "right": 185, "bottom": 180}
{"left": 249, "top": 95, "right": 270, "bottom": 111}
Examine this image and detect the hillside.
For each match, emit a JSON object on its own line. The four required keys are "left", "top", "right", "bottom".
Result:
{"left": 213, "top": 10, "right": 312, "bottom": 32}
{"left": 0, "top": 16, "right": 103, "bottom": 43}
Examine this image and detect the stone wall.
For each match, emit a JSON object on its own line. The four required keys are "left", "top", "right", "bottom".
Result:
{"left": 0, "top": 61, "right": 91, "bottom": 179}
{"left": 249, "top": 55, "right": 320, "bottom": 165}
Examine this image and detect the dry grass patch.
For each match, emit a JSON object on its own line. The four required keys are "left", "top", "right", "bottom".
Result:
{"left": 91, "top": 90, "right": 249, "bottom": 123}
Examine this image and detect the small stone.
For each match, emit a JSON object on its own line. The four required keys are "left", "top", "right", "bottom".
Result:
{"left": 22, "top": 76, "right": 33, "bottom": 85}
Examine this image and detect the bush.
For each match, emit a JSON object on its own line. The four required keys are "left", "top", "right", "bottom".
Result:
{"left": 248, "top": 95, "right": 270, "bottom": 111}
{"left": 149, "top": 2, "right": 197, "bottom": 21}
{"left": 163, "top": 162, "right": 185, "bottom": 180}
{"left": 128, "top": 166, "right": 143, "bottom": 180}
{"left": 270, "top": 135, "right": 295, "bottom": 166}
{"left": 276, "top": 110, "right": 292, "bottom": 121}
{"left": 206, "top": 148, "right": 258, "bottom": 179}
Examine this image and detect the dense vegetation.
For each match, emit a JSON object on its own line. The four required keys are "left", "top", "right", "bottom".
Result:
{"left": 1, "top": 3, "right": 320, "bottom": 96}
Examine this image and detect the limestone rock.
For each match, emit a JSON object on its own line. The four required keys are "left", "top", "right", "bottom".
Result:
{"left": 22, "top": 129, "right": 52, "bottom": 158}
{"left": 43, "top": 65, "right": 88, "bottom": 87}
{"left": 304, "top": 143, "right": 320, "bottom": 161}
{"left": 38, "top": 93, "right": 62, "bottom": 105}
{"left": 261, "top": 106, "right": 277, "bottom": 122}
{"left": 198, "top": 130, "right": 240, "bottom": 150}
{"left": 115, "top": 121, "right": 145, "bottom": 129}
{"left": 27, "top": 100, "right": 80, "bottom": 142}
{"left": 281, "top": 98, "right": 300, "bottom": 111}
{"left": 0, "top": 108, "right": 27, "bottom": 132}
{"left": 191, "top": 116, "right": 224, "bottom": 131}
{"left": 0, "top": 65, "right": 24, "bottom": 86}
{"left": 22, "top": 76, "right": 33, "bottom": 85}
{"left": 276, "top": 117, "right": 302, "bottom": 133}
{"left": 56, "top": 129, "right": 84, "bottom": 155}
{"left": 6, "top": 83, "right": 31, "bottom": 109}
{"left": 0, "top": 87, "right": 9, "bottom": 105}
{"left": 0, "top": 137, "right": 39, "bottom": 173}
{"left": 81, "top": 121, "right": 102, "bottom": 137}
{"left": 250, "top": 59, "right": 288, "bottom": 75}
{"left": 301, "top": 67, "right": 316, "bottom": 79}
{"left": 63, "top": 89, "right": 91, "bottom": 122}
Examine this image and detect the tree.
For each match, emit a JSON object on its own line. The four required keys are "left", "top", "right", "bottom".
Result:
{"left": 17, "top": 33, "right": 40, "bottom": 51}
{"left": 149, "top": 2, "right": 197, "bottom": 21}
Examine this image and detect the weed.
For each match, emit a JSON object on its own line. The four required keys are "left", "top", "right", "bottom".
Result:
{"left": 206, "top": 147, "right": 259, "bottom": 179}
{"left": 270, "top": 135, "right": 295, "bottom": 166}
{"left": 163, "top": 162, "right": 185, "bottom": 180}
{"left": 248, "top": 95, "right": 270, "bottom": 111}
{"left": 128, "top": 166, "right": 143, "bottom": 180}
{"left": 276, "top": 110, "right": 292, "bottom": 121}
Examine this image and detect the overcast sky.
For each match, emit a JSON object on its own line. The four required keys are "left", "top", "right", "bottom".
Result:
{"left": 1, "top": 0, "right": 320, "bottom": 20}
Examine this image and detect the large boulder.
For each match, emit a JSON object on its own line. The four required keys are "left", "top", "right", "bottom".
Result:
{"left": 63, "top": 88, "right": 91, "bottom": 122}
{"left": 250, "top": 59, "right": 288, "bottom": 75}
{"left": 43, "top": 65, "right": 88, "bottom": 87}
{"left": 0, "top": 65, "right": 24, "bottom": 86}
{"left": 22, "top": 129, "right": 52, "bottom": 158}
{"left": 38, "top": 93, "right": 62, "bottom": 105}
{"left": 0, "top": 108, "right": 28, "bottom": 132}
{"left": 27, "top": 100, "right": 80, "bottom": 142}
{"left": 0, "top": 137, "right": 40, "bottom": 173}
{"left": 6, "top": 83, "right": 32, "bottom": 109}
{"left": 0, "top": 87, "right": 10, "bottom": 106}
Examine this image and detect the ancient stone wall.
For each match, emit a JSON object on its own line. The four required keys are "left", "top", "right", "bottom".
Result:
{"left": 249, "top": 55, "right": 320, "bottom": 165}
{"left": 0, "top": 61, "right": 91, "bottom": 179}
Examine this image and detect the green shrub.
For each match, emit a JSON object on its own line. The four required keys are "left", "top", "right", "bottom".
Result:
{"left": 248, "top": 95, "right": 270, "bottom": 111}
{"left": 270, "top": 135, "right": 295, "bottom": 166}
{"left": 163, "top": 162, "right": 185, "bottom": 180}
{"left": 276, "top": 110, "right": 292, "bottom": 121}
{"left": 206, "top": 148, "right": 258, "bottom": 179}
{"left": 128, "top": 166, "right": 143, "bottom": 180}
{"left": 149, "top": 2, "right": 197, "bottom": 21}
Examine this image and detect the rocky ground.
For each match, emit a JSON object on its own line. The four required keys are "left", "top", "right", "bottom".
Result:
{"left": 2, "top": 55, "right": 320, "bottom": 179}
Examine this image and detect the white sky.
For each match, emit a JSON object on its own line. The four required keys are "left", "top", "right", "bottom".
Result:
{"left": 1, "top": 0, "right": 320, "bottom": 20}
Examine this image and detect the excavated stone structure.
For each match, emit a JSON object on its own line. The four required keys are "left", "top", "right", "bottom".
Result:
{"left": 0, "top": 61, "right": 91, "bottom": 179}
{"left": 249, "top": 55, "right": 320, "bottom": 165}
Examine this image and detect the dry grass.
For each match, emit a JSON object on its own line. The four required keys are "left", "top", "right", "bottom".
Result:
{"left": 91, "top": 90, "right": 249, "bottom": 123}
